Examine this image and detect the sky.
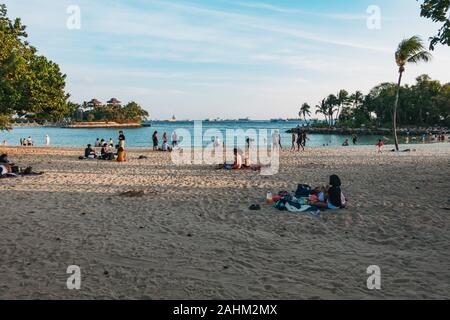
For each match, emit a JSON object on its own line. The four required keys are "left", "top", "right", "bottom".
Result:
{"left": 4, "top": 0, "right": 450, "bottom": 120}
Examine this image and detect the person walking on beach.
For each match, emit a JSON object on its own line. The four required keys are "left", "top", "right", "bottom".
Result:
{"left": 301, "top": 130, "right": 308, "bottom": 150}
{"left": 352, "top": 133, "right": 358, "bottom": 145}
{"left": 44, "top": 134, "right": 50, "bottom": 146}
{"left": 163, "top": 132, "right": 168, "bottom": 145}
{"left": 171, "top": 131, "right": 178, "bottom": 147}
{"left": 291, "top": 133, "right": 297, "bottom": 151}
{"left": 296, "top": 133, "right": 303, "bottom": 152}
{"left": 376, "top": 139, "right": 385, "bottom": 153}
{"left": 152, "top": 131, "right": 159, "bottom": 151}
{"left": 118, "top": 131, "right": 126, "bottom": 148}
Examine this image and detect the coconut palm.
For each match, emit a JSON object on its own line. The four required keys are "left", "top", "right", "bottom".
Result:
{"left": 315, "top": 99, "right": 328, "bottom": 125}
{"left": 393, "top": 36, "right": 432, "bottom": 150}
{"left": 335, "top": 89, "right": 349, "bottom": 125}
{"left": 299, "top": 103, "right": 312, "bottom": 124}
{"left": 325, "top": 94, "right": 339, "bottom": 126}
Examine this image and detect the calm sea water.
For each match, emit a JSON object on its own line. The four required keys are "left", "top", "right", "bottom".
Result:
{"left": 1, "top": 121, "right": 385, "bottom": 147}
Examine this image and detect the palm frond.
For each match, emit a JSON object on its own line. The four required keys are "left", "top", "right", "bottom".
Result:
{"left": 407, "top": 51, "right": 432, "bottom": 64}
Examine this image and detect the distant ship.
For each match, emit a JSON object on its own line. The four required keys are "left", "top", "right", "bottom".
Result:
{"left": 237, "top": 117, "right": 250, "bottom": 122}
{"left": 270, "top": 118, "right": 288, "bottom": 123}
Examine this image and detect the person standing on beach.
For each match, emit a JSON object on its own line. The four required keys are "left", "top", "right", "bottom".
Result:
{"left": 171, "top": 131, "right": 178, "bottom": 147}
{"left": 118, "top": 131, "right": 126, "bottom": 148}
{"left": 109, "top": 138, "right": 114, "bottom": 147}
{"left": 352, "top": 133, "right": 358, "bottom": 145}
{"left": 376, "top": 139, "right": 385, "bottom": 153}
{"left": 44, "top": 134, "right": 50, "bottom": 146}
{"left": 163, "top": 132, "right": 168, "bottom": 144}
{"left": 152, "top": 131, "right": 159, "bottom": 151}
{"left": 272, "top": 130, "right": 282, "bottom": 150}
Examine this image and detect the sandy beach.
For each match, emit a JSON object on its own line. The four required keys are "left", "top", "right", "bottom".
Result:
{"left": 0, "top": 143, "right": 449, "bottom": 299}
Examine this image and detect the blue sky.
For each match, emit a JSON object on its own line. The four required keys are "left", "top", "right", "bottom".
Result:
{"left": 4, "top": 0, "right": 450, "bottom": 120}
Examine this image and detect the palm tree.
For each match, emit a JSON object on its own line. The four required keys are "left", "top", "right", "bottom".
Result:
{"left": 393, "top": 36, "right": 432, "bottom": 150}
{"left": 335, "top": 89, "right": 349, "bottom": 125}
{"left": 325, "top": 94, "right": 338, "bottom": 126}
{"left": 299, "top": 103, "right": 312, "bottom": 125}
{"left": 315, "top": 99, "right": 328, "bottom": 125}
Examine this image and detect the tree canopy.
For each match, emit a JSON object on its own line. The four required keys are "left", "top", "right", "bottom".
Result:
{"left": 0, "top": 4, "right": 70, "bottom": 130}
{"left": 304, "top": 75, "right": 449, "bottom": 128}
{"left": 419, "top": 0, "right": 450, "bottom": 50}
{"left": 75, "top": 100, "right": 149, "bottom": 123}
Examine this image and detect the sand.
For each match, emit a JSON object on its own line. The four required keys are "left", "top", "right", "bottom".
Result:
{"left": 0, "top": 143, "right": 449, "bottom": 299}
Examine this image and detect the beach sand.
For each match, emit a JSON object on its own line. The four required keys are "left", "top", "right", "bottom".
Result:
{"left": 0, "top": 143, "right": 449, "bottom": 299}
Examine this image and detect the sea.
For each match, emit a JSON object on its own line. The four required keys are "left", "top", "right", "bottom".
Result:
{"left": 1, "top": 120, "right": 386, "bottom": 148}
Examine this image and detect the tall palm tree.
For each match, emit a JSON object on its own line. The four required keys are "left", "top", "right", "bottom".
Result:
{"left": 325, "top": 94, "right": 338, "bottom": 126}
{"left": 315, "top": 99, "right": 328, "bottom": 125}
{"left": 393, "top": 36, "right": 432, "bottom": 150}
{"left": 335, "top": 89, "right": 349, "bottom": 125}
{"left": 299, "top": 103, "right": 312, "bottom": 125}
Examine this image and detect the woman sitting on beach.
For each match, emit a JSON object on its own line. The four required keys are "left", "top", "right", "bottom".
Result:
{"left": 117, "top": 147, "right": 126, "bottom": 162}
{"left": 310, "top": 175, "right": 346, "bottom": 210}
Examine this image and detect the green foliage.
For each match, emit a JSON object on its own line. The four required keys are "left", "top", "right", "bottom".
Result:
{"left": 303, "top": 75, "right": 449, "bottom": 129}
{"left": 0, "top": 4, "right": 69, "bottom": 129}
{"left": 419, "top": 0, "right": 450, "bottom": 50}
{"left": 80, "top": 101, "right": 149, "bottom": 123}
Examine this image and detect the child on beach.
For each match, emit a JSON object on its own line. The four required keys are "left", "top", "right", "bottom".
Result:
{"left": 376, "top": 139, "right": 385, "bottom": 153}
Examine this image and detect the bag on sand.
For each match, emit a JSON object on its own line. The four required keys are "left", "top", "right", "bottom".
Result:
{"left": 295, "top": 184, "right": 312, "bottom": 197}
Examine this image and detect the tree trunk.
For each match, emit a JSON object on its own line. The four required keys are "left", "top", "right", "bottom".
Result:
{"left": 393, "top": 71, "right": 403, "bottom": 151}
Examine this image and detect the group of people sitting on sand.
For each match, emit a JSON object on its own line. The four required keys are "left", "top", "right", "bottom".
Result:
{"left": 80, "top": 131, "right": 127, "bottom": 162}
{"left": 82, "top": 143, "right": 126, "bottom": 162}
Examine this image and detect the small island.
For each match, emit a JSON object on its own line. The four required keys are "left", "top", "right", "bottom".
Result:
{"left": 63, "top": 98, "right": 149, "bottom": 128}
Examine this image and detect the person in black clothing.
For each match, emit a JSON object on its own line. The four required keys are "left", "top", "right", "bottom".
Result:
{"left": 311, "top": 175, "right": 345, "bottom": 209}
{"left": 84, "top": 144, "right": 97, "bottom": 158}
{"left": 118, "top": 131, "right": 126, "bottom": 148}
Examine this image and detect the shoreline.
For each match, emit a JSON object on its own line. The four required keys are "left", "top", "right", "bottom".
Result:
{"left": 288, "top": 126, "right": 449, "bottom": 136}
